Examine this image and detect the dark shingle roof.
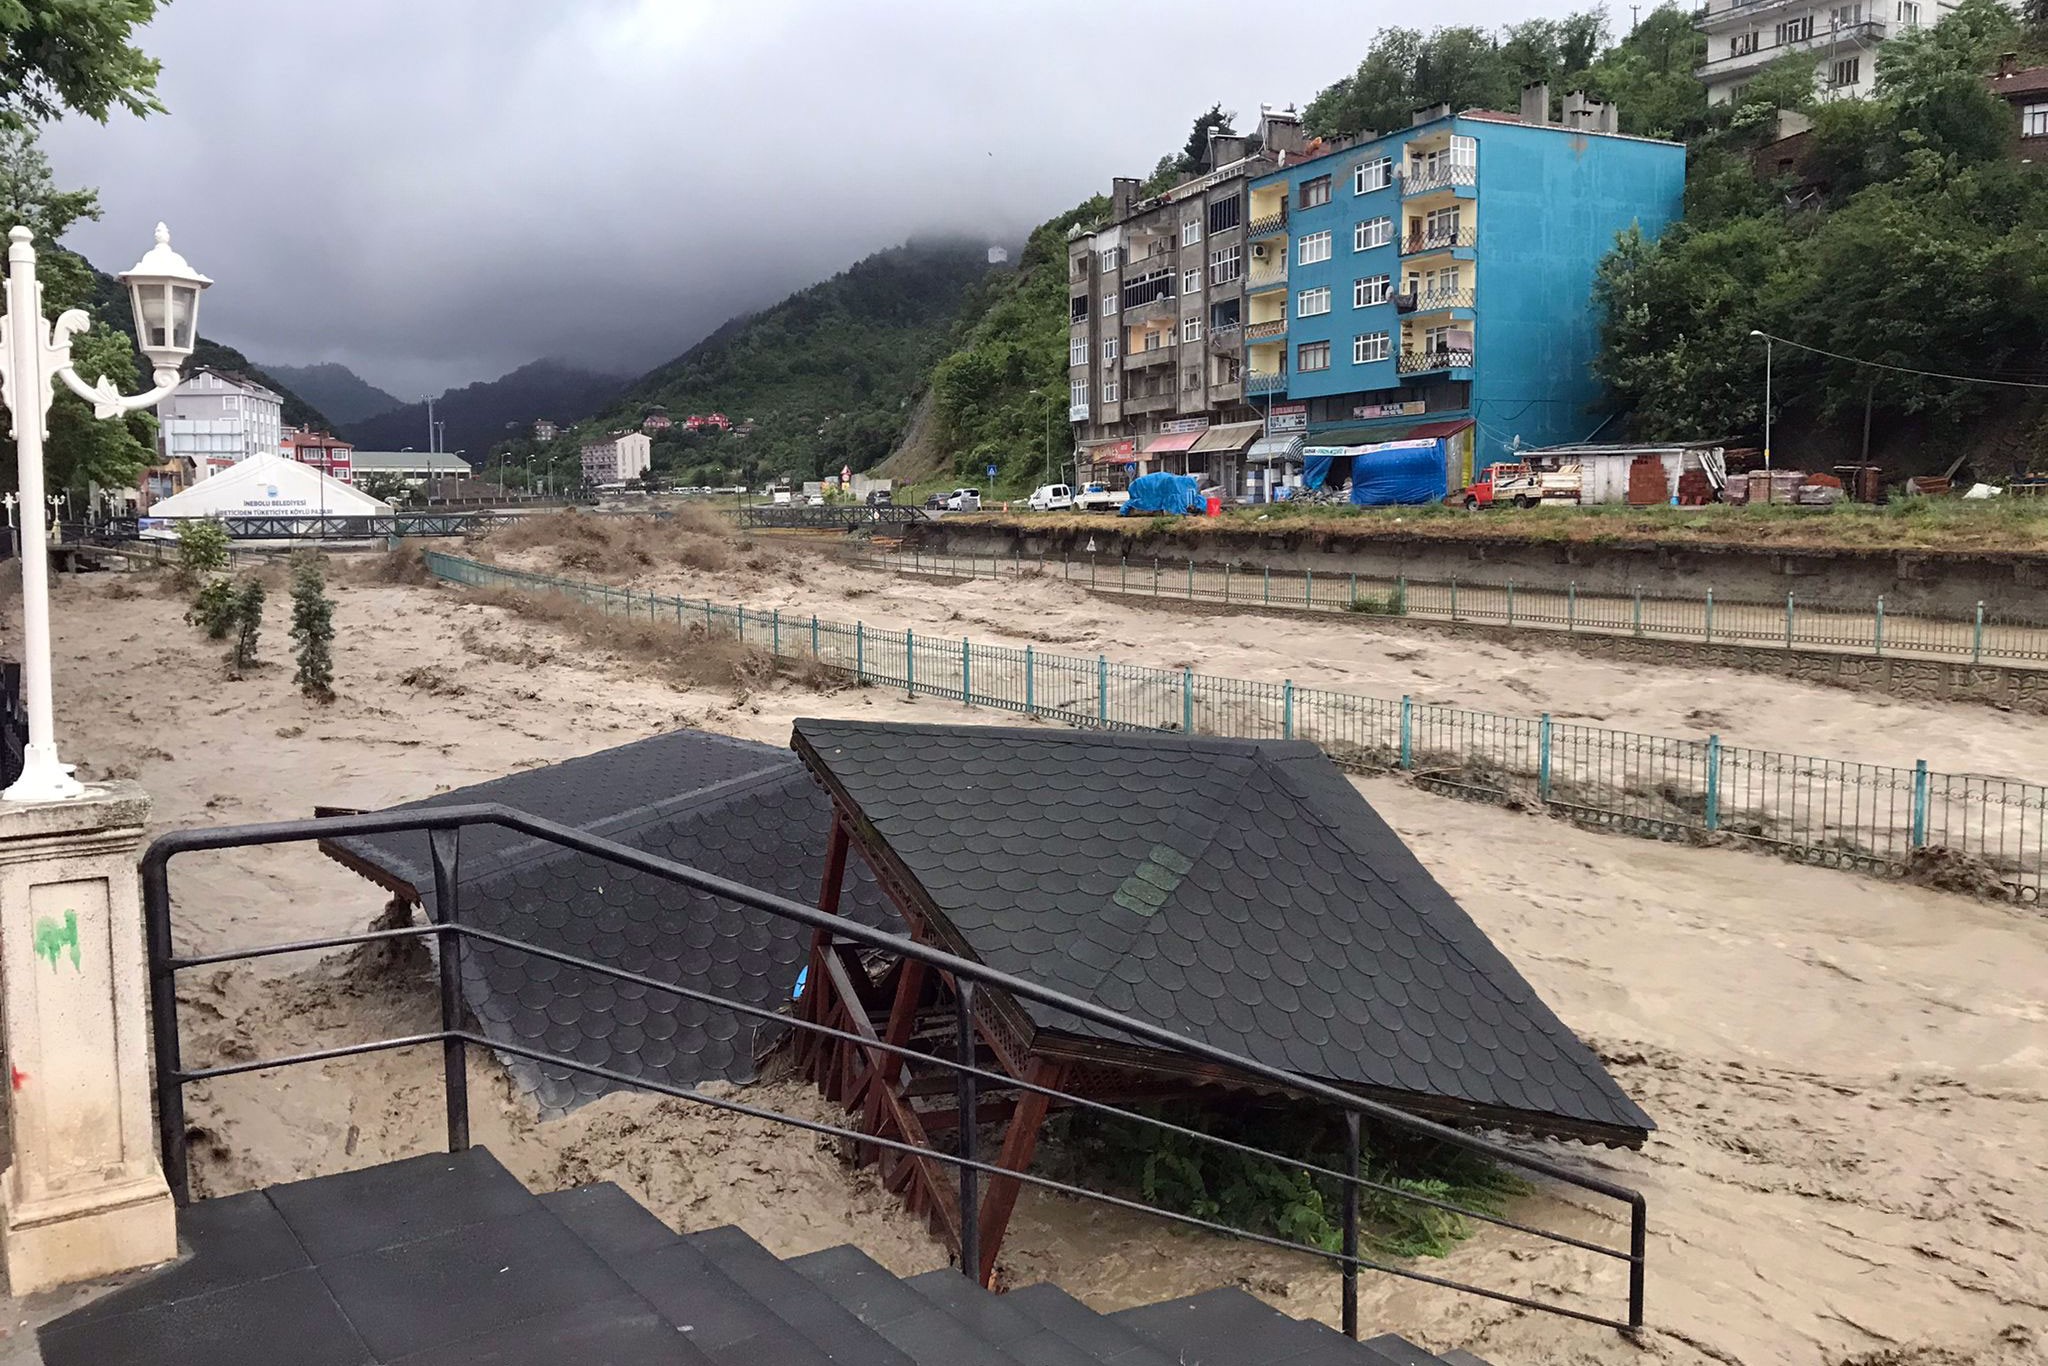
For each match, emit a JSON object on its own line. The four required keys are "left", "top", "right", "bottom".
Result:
{"left": 324, "top": 730, "right": 899, "bottom": 1113}
{"left": 792, "top": 718, "right": 1651, "bottom": 1142}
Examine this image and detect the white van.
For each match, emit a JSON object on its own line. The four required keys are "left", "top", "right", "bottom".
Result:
{"left": 1028, "top": 483, "right": 1074, "bottom": 511}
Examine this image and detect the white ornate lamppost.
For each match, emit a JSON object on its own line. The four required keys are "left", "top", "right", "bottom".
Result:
{"left": 1, "top": 222, "right": 209, "bottom": 802}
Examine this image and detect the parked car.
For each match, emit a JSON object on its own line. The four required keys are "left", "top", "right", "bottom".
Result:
{"left": 944, "top": 488, "right": 982, "bottom": 512}
{"left": 1073, "top": 482, "right": 1130, "bottom": 513}
{"left": 866, "top": 489, "right": 893, "bottom": 506}
{"left": 1028, "top": 483, "right": 1074, "bottom": 511}
{"left": 925, "top": 492, "right": 948, "bottom": 510}
{"left": 805, "top": 494, "right": 826, "bottom": 506}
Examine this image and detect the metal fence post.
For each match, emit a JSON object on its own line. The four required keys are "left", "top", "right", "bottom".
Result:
{"left": 1450, "top": 577, "right": 1458, "bottom": 621}
{"left": 1097, "top": 655, "right": 1108, "bottom": 724}
{"left": 906, "top": 628, "right": 916, "bottom": 697}
{"left": 1305, "top": 568, "right": 1314, "bottom": 608}
{"left": 1633, "top": 585, "right": 1642, "bottom": 637}
{"left": 1186, "top": 558, "right": 1193, "bottom": 599}
{"left": 962, "top": 638, "right": 972, "bottom": 706}
{"left": 704, "top": 599, "right": 712, "bottom": 633}
{"left": 1122, "top": 556, "right": 1128, "bottom": 593}
{"left": 811, "top": 613, "right": 820, "bottom": 657}
{"left": 1025, "top": 646, "right": 1035, "bottom": 715}
{"left": 1785, "top": 593, "right": 1795, "bottom": 649}
{"left": 737, "top": 604, "right": 745, "bottom": 643}
{"left": 1400, "top": 695, "right": 1413, "bottom": 771}
{"left": 1704, "top": 735, "right": 1721, "bottom": 832}
{"left": 1182, "top": 667, "right": 1194, "bottom": 734}
{"left": 1283, "top": 681, "right": 1295, "bottom": 739}
{"left": 1875, "top": 595, "right": 1886, "bottom": 657}
{"left": 855, "top": 622, "right": 865, "bottom": 684}
{"left": 1973, "top": 602, "right": 1984, "bottom": 665}
{"left": 1264, "top": 565, "right": 1271, "bottom": 606}
{"left": 1348, "top": 571, "right": 1356, "bottom": 607}
{"left": 1506, "top": 579, "right": 1515, "bottom": 627}
{"left": 1911, "top": 759, "right": 1929, "bottom": 848}
{"left": 1704, "top": 589, "right": 1714, "bottom": 646}
{"left": 676, "top": 597, "right": 683, "bottom": 631}
{"left": 1567, "top": 582, "right": 1577, "bottom": 634}
{"left": 1154, "top": 556, "right": 1160, "bottom": 596}
{"left": 772, "top": 608, "right": 781, "bottom": 656}
{"left": 1342, "top": 1112, "right": 1360, "bottom": 1339}
{"left": 1538, "top": 713, "right": 1553, "bottom": 802}
{"left": 1225, "top": 562, "right": 1232, "bottom": 602}
{"left": 429, "top": 827, "right": 470, "bottom": 1154}
{"left": 955, "top": 979, "right": 979, "bottom": 1284}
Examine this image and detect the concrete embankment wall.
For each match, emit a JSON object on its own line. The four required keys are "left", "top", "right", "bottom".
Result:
{"left": 905, "top": 519, "right": 2048, "bottom": 620}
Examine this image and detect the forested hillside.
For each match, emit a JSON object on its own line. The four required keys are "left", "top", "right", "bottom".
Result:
{"left": 348, "top": 358, "right": 622, "bottom": 460}
{"left": 261, "top": 361, "right": 403, "bottom": 426}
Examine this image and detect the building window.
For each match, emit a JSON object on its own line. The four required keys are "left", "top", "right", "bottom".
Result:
{"left": 1422, "top": 205, "right": 1463, "bottom": 244}
{"left": 1775, "top": 15, "right": 1813, "bottom": 43}
{"left": 1070, "top": 381, "right": 1089, "bottom": 408}
{"left": 1353, "top": 332, "right": 1391, "bottom": 364}
{"left": 1896, "top": 0, "right": 1920, "bottom": 24}
{"left": 1297, "top": 231, "right": 1332, "bottom": 265}
{"left": 1827, "top": 2, "right": 1861, "bottom": 25}
{"left": 1298, "top": 341, "right": 1332, "bottom": 372}
{"left": 1208, "top": 244, "right": 1243, "bottom": 285}
{"left": 2026, "top": 102, "right": 2048, "bottom": 136}
{"left": 1353, "top": 275, "right": 1392, "bottom": 307}
{"left": 1182, "top": 315, "right": 1204, "bottom": 343}
{"left": 1353, "top": 157, "right": 1393, "bottom": 194}
{"left": 1208, "top": 196, "right": 1242, "bottom": 234}
{"left": 1829, "top": 56, "right": 1860, "bottom": 87}
{"left": 1210, "top": 299, "right": 1241, "bottom": 330}
{"left": 1180, "top": 267, "right": 1201, "bottom": 295}
{"left": 1103, "top": 337, "right": 1119, "bottom": 362}
{"left": 1071, "top": 296, "right": 1089, "bottom": 322}
{"left": 1297, "top": 286, "right": 1331, "bottom": 317}
{"left": 1731, "top": 30, "right": 1758, "bottom": 54}
{"left": 1354, "top": 216, "right": 1393, "bottom": 251}
{"left": 1098, "top": 247, "right": 1120, "bottom": 273}
{"left": 1102, "top": 380, "right": 1120, "bottom": 403}
{"left": 1070, "top": 337, "right": 1088, "bottom": 366}
{"left": 1182, "top": 219, "right": 1203, "bottom": 246}
{"left": 1183, "top": 368, "right": 1202, "bottom": 392}
{"left": 1300, "top": 175, "right": 1333, "bottom": 208}
{"left": 1424, "top": 324, "right": 1455, "bottom": 352}
{"left": 1103, "top": 292, "right": 1118, "bottom": 315}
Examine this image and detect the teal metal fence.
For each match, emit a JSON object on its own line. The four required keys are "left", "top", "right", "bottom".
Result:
{"left": 425, "top": 550, "right": 2047, "bottom": 901}
{"left": 860, "top": 547, "right": 2048, "bottom": 669}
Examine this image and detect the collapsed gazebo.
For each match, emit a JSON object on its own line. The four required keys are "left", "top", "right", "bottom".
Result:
{"left": 789, "top": 719, "right": 1652, "bottom": 1282}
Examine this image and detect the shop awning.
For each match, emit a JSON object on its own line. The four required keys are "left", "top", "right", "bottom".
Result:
{"left": 1140, "top": 430, "right": 1204, "bottom": 455}
{"left": 1187, "top": 421, "right": 1264, "bottom": 455}
{"left": 1309, "top": 416, "right": 1474, "bottom": 447}
{"left": 1246, "top": 434, "right": 1303, "bottom": 463}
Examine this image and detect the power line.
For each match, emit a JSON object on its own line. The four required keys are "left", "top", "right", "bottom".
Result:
{"left": 1753, "top": 331, "right": 2048, "bottom": 391}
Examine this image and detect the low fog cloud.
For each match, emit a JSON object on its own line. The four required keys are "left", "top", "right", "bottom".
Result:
{"left": 45, "top": 0, "right": 1527, "bottom": 394}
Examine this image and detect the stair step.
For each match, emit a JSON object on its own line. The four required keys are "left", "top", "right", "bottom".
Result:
{"left": 688, "top": 1226, "right": 916, "bottom": 1366}
{"left": 539, "top": 1182, "right": 680, "bottom": 1265}
{"left": 902, "top": 1270, "right": 1099, "bottom": 1366}
{"left": 1361, "top": 1333, "right": 1460, "bottom": 1366}
{"left": 604, "top": 1238, "right": 834, "bottom": 1366}
{"left": 1111, "top": 1287, "right": 1342, "bottom": 1366}
{"left": 787, "top": 1244, "right": 933, "bottom": 1329}
{"left": 390, "top": 1292, "right": 711, "bottom": 1365}
{"left": 1003, "top": 1284, "right": 1176, "bottom": 1366}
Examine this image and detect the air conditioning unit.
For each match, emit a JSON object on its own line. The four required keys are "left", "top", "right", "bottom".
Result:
{"left": 1251, "top": 243, "right": 1270, "bottom": 261}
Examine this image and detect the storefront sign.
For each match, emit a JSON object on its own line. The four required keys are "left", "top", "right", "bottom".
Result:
{"left": 1267, "top": 404, "right": 1308, "bottom": 433}
{"left": 1353, "top": 400, "right": 1424, "bottom": 419}
{"left": 1160, "top": 416, "right": 1212, "bottom": 434}
{"left": 1084, "top": 439, "right": 1137, "bottom": 457}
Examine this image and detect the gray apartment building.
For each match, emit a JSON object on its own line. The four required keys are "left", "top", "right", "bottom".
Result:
{"left": 1068, "top": 106, "right": 1311, "bottom": 493}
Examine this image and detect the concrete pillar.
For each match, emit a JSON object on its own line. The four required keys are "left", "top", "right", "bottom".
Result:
{"left": 0, "top": 782, "right": 175, "bottom": 1293}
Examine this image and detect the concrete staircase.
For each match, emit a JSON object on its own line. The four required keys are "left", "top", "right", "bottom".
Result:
{"left": 38, "top": 1148, "right": 1487, "bottom": 1366}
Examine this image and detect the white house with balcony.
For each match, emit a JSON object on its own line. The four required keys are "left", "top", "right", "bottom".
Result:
{"left": 1695, "top": 0, "right": 1954, "bottom": 105}
{"left": 155, "top": 367, "right": 283, "bottom": 477}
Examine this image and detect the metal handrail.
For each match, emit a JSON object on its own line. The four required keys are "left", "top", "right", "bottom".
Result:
{"left": 142, "top": 804, "right": 1648, "bottom": 1333}
{"left": 1397, "top": 347, "right": 1475, "bottom": 373}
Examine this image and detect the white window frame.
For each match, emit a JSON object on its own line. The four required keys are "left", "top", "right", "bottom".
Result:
{"left": 1301, "top": 175, "right": 1333, "bottom": 208}
{"left": 1896, "top": 0, "right": 1920, "bottom": 24}
{"left": 1354, "top": 275, "right": 1392, "bottom": 308}
{"left": 1353, "top": 157, "right": 1393, "bottom": 194}
{"left": 1298, "top": 341, "right": 1332, "bottom": 372}
{"left": 2026, "top": 103, "right": 2048, "bottom": 137}
{"left": 1103, "top": 292, "right": 1118, "bottom": 315}
{"left": 1354, "top": 217, "right": 1392, "bottom": 251}
{"left": 1181, "top": 220, "right": 1202, "bottom": 246}
{"left": 1103, "top": 336, "right": 1119, "bottom": 362}
{"left": 1353, "top": 332, "right": 1390, "bottom": 364}
{"left": 1181, "top": 315, "right": 1204, "bottom": 343}
{"left": 1830, "top": 55, "right": 1860, "bottom": 87}
{"left": 1070, "top": 381, "right": 1089, "bottom": 407}
{"left": 1102, "top": 379, "right": 1120, "bottom": 403}
{"left": 1297, "top": 231, "right": 1332, "bottom": 265}
{"left": 1208, "top": 244, "right": 1243, "bottom": 285}
{"left": 1098, "top": 247, "right": 1120, "bottom": 274}
{"left": 1182, "top": 267, "right": 1201, "bottom": 294}
{"left": 1424, "top": 324, "right": 1454, "bottom": 352}
{"left": 1297, "top": 286, "right": 1331, "bottom": 318}
{"left": 1069, "top": 337, "right": 1087, "bottom": 366}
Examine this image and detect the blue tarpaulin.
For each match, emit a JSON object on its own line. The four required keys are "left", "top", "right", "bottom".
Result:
{"left": 1303, "top": 454, "right": 1338, "bottom": 490}
{"left": 1350, "top": 439, "right": 1447, "bottom": 506}
{"left": 1120, "top": 471, "right": 1204, "bottom": 516}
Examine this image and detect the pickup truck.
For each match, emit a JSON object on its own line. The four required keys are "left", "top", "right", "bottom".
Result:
{"left": 1073, "top": 482, "right": 1130, "bottom": 513}
{"left": 1459, "top": 462, "right": 1581, "bottom": 509}
{"left": 1028, "top": 483, "right": 1075, "bottom": 511}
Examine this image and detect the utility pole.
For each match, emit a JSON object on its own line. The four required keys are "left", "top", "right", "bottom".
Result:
{"left": 1750, "top": 330, "right": 1773, "bottom": 470}
{"left": 424, "top": 395, "right": 436, "bottom": 453}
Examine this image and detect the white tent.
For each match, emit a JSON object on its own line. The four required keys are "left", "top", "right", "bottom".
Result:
{"left": 146, "top": 452, "right": 391, "bottom": 519}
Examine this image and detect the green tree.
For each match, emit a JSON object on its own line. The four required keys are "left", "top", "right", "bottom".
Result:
{"left": 0, "top": 0, "right": 163, "bottom": 130}
{"left": 230, "top": 578, "right": 265, "bottom": 673}
{"left": 1182, "top": 103, "right": 1236, "bottom": 169}
{"left": 174, "top": 518, "right": 229, "bottom": 588}
{"left": 354, "top": 471, "right": 410, "bottom": 505}
{"left": 1569, "top": 5, "right": 1708, "bottom": 140}
{"left": 186, "top": 577, "right": 237, "bottom": 638}
{"left": 289, "top": 557, "right": 335, "bottom": 701}
{"left": 1740, "top": 50, "right": 1825, "bottom": 114}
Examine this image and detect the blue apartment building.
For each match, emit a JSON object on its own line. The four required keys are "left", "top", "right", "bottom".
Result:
{"left": 1240, "top": 92, "right": 1685, "bottom": 497}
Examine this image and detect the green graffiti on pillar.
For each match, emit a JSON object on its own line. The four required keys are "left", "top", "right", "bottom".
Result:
{"left": 33, "top": 911, "right": 79, "bottom": 971}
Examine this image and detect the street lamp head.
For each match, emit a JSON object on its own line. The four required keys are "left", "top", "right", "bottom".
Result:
{"left": 118, "top": 223, "right": 211, "bottom": 371}
{"left": 1748, "top": 329, "right": 1766, "bottom": 338}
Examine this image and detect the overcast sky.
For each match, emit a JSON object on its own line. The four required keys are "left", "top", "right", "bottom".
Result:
{"left": 45, "top": 0, "right": 1561, "bottom": 397}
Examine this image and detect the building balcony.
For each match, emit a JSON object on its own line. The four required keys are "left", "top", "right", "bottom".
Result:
{"left": 1247, "top": 211, "right": 1287, "bottom": 240}
{"left": 1123, "top": 390, "right": 1178, "bottom": 415}
{"left": 1122, "top": 291, "right": 1177, "bottom": 323}
{"left": 1211, "top": 379, "right": 1242, "bottom": 402}
{"left": 1411, "top": 288, "right": 1475, "bottom": 312}
{"left": 1402, "top": 226, "right": 1477, "bottom": 254}
{"left": 1206, "top": 322, "right": 1242, "bottom": 350}
{"left": 1694, "top": 0, "right": 1820, "bottom": 29}
{"left": 1244, "top": 318, "right": 1287, "bottom": 341}
{"left": 1068, "top": 402, "right": 1091, "bottom": 422}
{"left": 1696, "top": 20, "right": 1886, "bottom": 76}
{"left": 1401, "top": 163, "right": 1476, "bottom": 196}
{"left": 1246, "top": 264, "right": 1288, "bottom": 292}
{"left": 1246, "top": 371, "right": 1286, "bottom": 396}
{"left": 1396, "top": 348, "right": 1474, "bottom": 376}
{"left": 1124, "top": 342, "right": 1177, "bottom": 369}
